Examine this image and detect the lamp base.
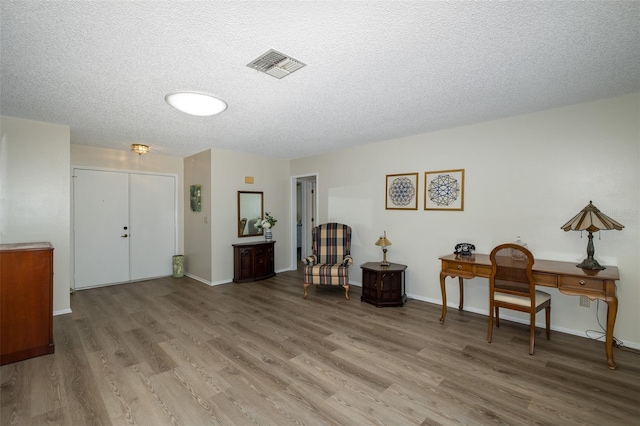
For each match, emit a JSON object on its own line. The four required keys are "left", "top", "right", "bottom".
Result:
{"left": 576, "top": 257, "right": 606, "bottom": 270}
{"left": 380, "top": 248, "right": 389, "bottom": 267}
{"left": 576, "top": 231, "right": 606, "bottom": 270}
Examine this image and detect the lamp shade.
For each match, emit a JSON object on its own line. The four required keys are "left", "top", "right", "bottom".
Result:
{"left": 375, "top": 237, "right": 392, "bottom": 247}
{"left": 561, "top": 201, "right": 624, "bottom": 232}
{"left": 561, "top": 201, "right": 624, "bottom": 270}
{"left": 375, "top": 231, "right": 392, "bottom": 247}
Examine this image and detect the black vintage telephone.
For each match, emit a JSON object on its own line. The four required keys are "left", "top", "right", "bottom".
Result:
{"left": 454, "top": 242, "right": 475, "bottom": 256}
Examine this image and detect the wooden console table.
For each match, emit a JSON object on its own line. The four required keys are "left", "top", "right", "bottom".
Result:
{"left": 439, "top": 253, "right": 620, "bottom": 369}
{"left": 232, "top": 241, "right": 275, "bottom": 283}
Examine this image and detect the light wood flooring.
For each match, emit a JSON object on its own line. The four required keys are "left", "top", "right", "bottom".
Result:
{"left": 2, "top": 268, "right": 639, "bottom": 425}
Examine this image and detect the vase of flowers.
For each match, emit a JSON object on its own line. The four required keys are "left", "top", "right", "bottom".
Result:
{"left": 257, "top": 212, "right": 277, "bottom": 241}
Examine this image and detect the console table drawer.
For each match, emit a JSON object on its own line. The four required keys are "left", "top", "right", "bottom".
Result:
{"left": 442, "top": 260, "right": 475, "bottom": 274}
{"left": 560, "top": 276, "right": 604, "bottom": 292}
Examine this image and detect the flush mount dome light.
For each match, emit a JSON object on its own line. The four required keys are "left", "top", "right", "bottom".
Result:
{"left": 165, "top": 92, "right": 227, "bottom": 116}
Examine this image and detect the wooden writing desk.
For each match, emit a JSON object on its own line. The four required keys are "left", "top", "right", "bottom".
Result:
{"left": 438, "top": 253, "right": 620, "bottom": 369}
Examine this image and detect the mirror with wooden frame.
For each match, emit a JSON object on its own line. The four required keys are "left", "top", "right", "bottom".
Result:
{"left": 237, "top": 191, "right": 264, "bottom": 237}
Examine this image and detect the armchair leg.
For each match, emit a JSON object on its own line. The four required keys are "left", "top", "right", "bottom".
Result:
{"left": 343, "top": 284, "right": 350, "bottom": 300}
{"left": 303, "top": 283, "right": 310, "bottom": 299}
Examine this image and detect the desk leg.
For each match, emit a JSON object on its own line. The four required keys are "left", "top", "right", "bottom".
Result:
{"left": 458, "top": 277, "right": 464, "bottom": 311}
{"left": 605, "top": 290, "right": 618, "bottom": 370}
{"left": 439, "top": 272, "right": 447, "bottom": 323}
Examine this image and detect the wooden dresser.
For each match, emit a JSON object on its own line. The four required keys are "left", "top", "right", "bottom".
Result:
{"left": 1, "top": 242, "right": 55, "bottom": 365}
{"left": 232, "top": 241, "right": 276, "bottom": 283}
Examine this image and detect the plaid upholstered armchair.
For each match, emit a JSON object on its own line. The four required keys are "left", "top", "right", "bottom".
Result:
{"left": 303, "top": 223, "right": 353, "bottom": 299}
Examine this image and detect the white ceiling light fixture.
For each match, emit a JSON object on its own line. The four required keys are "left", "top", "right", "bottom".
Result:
{"left": 165, "top": 91, "right": 228, "bottom": 116}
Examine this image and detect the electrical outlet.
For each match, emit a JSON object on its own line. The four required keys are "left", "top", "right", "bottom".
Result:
{"left": 580, "top": 296, "right": 591, "bottom": 307}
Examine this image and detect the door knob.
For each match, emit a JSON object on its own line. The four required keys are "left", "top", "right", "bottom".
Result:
{"left": 121, "top": 234, "right": 128, "bottom": 238}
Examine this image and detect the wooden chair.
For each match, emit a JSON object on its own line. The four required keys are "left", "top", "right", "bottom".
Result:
{"left": 239, "top": 218, "right": 247, "bottom": 235}
{"left": 487, "top": 243, "right": 551, "bottom": 354}
{"left": 302, "top": 223, "right": 353, "bottom": 299}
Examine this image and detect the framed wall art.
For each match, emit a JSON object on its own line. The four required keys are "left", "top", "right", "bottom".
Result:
{"left": 424, "top": 169, "right": 464, "bottom": 211}
{"left": 190, "top": 184, "right": 202, "bottom": 212}
{"left": 385, "top": 172, "right": 418, "bottom": 210}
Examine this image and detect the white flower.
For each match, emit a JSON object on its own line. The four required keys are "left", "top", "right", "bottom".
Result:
{"left": 257, "top": 212, "right": 277, "bottom": 231}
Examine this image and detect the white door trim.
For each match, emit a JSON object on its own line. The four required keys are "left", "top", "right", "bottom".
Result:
{"left": 290, "top": 173, "right": 319, "bottom": 271}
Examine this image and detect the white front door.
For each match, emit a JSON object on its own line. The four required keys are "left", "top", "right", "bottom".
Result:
{"left": 129, "top": 173, "right": 175, "bottom": 280}
{"left": 74, "top": 168, "right": 130, "bottom": 288}
{"left": 74, "top": 169, "right": 177, "bottom": 289}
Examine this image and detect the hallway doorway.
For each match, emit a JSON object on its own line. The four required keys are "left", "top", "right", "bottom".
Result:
{"left": 291, "top": 174, "right": 318, "bottom": 271}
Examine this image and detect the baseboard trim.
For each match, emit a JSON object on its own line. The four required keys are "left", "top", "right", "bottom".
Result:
{"left": 184, "top": 273, "right": 213, "bottom": 286}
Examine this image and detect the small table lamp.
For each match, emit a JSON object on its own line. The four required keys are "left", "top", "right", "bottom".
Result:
{"left": 561, "top": 201, "right": 624, "bottom": 270}
{"left": 375, "top": 231, "right": 392, "bottom": 266}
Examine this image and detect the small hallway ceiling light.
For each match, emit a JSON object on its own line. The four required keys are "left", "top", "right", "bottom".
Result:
{"left": 131, "top": 144, "right": 149, "bottom": 155}
{"left": 165, "top": 92, "right": 227, "bottom": 116}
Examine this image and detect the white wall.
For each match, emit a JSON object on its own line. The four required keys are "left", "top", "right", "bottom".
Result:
{"left": 210, "top": 148, "right": 290, "bottom": 284}
{"left": 290, "top": 93, "right": 640, "bottom": 348}
{"left": 1, "top": 116, "right": 71, "bottom": 314}
{"left": 184, "top": 150, "right": 212, "bottom": 282}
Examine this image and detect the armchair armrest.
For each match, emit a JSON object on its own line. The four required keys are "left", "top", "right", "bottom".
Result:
{"left": 303, "top": 255, "right": 317, "bottom": 266}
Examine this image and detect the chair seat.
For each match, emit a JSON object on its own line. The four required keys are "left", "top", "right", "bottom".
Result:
{"left": 495, "top": 290, "right": 551, "bottom": 308}
{"left": 305, "top": 264, "right": 349, "bottom": 278}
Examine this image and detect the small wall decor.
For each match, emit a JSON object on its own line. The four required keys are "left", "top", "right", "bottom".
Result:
{"left": 424, "top": 169, "right": 464, "bottom": 211}
{"left": 190, "top": 184, "right": 202, "bottom": 212}
{"left": 385, "top": 173, "right": 418, "bottom": 210}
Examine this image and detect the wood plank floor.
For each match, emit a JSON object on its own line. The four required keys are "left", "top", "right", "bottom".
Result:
{"left": 2, "top": 268, "right": 639, "bottom": 425}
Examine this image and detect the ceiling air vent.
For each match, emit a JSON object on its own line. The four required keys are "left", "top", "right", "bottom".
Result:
{"left": 247, "top": 49, "right": 306, "bottom": 79}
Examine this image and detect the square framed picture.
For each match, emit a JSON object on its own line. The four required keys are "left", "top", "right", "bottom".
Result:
{"left": 385, "top": 173, "right": 419, "bottom": 210}
{"left": 424, "top": 169, "right": 464, "bottom": 211}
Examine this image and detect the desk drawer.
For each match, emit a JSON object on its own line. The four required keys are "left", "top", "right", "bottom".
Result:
{"left": 560, "top": 276, "right": 604, "bottom": 292}
{"left": 533, "top": 272, "right": 557, "bottom": 287}
{"left": 443, "top": 261, "right": 474, "bottom": 274}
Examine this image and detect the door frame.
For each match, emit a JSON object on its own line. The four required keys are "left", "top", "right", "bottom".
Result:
{"left": 71, "top": 166, "right": 179, "bottom": 291}
{"left": 290, "top": 173, "right": 319, "bottom": 271}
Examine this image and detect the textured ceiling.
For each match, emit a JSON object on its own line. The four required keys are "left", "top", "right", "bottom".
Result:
{"left": 2, "top": 1, "right": 639, "bottom": 159}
